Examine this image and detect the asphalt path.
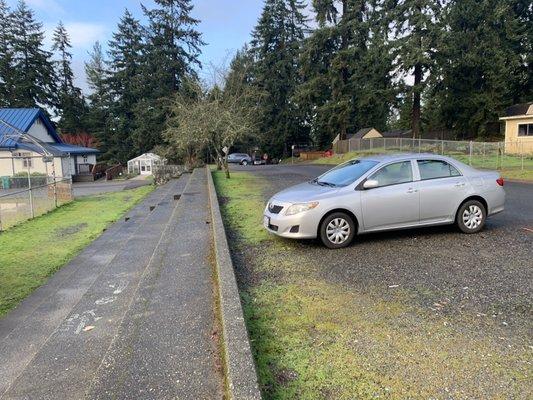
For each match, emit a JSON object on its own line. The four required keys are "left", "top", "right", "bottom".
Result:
{"left": 0, "top": 170, "right": 223, "bottom": 399}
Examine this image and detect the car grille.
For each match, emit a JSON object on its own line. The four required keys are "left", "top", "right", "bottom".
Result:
{"left": 268, "top": 204, "right": 283, "bottom": 214}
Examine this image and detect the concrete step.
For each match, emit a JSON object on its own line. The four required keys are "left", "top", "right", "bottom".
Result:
{"left": 0, "top": 176, "right": 190, "bottom": 399}
{"left": 0, "top": 182, "right": 177, "bottom": 343}
{"left": 87, "top": 168, "right": 223, "bottom": 399}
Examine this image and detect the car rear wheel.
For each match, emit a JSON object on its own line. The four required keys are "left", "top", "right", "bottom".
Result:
{"left": 456, "top": 200, "right": 486, "bottom": 233}
{"left": 319, "top": 212, "right": 356, "bottom": 249}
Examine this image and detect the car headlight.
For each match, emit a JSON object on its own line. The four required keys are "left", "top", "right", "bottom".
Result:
{"left": 285, "top": 202, "right": 319, "bottom": 216}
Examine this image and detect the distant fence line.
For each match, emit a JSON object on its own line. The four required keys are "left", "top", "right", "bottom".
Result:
{"left": 153, "top": 164, "right": 186, "bottom": 184}
{"left": 332, "top": 137, "right": 531, "bottom": 171}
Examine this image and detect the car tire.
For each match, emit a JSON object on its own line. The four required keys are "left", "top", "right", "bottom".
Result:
{"left": 319, "top": 212, "right": 356, "bottom": 249}
{"left": 456, "top": 200, "right": 486, "bottom": 234}
{"left": 241, "top": 160, "right": 248, "bottom": 166}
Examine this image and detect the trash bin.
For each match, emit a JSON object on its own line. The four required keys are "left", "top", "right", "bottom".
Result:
{"left": 1, "top": 176, "right": 10, "bottom": 189}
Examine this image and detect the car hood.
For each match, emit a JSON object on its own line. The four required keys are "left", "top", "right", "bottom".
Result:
{"left": 271, "top": 182, "right": 340, "bottom": 203}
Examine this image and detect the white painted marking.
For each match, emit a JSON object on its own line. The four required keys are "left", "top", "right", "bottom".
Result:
{"left": 95, "top": 296, "right": 116, "bottom": 305}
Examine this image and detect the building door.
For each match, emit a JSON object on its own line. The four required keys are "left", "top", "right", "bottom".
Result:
{"left": 140, "top": 160, "right": 150, "bottom": 175}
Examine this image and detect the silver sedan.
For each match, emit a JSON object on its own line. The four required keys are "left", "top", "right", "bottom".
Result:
{"left": 263, "top": 154, "right": 505, "bottom": 248}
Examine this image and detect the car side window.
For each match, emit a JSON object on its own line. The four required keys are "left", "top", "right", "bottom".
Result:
{"left": 417, "top": 160, "right": 461, "bottom": 180}
{"left": 369, "top": 161, "right": 413, "bottom": 187}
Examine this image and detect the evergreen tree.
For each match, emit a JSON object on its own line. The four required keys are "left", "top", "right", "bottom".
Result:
{"left": 132, "top": 0, "right": 205, "bottom": 156}
{"left": 297, "top": 1, "right": 395, "bottom": 147}
{"left": 142, "top": 0, "right": 205, "bottom": 97}
{"left": 296, "top": 26, "right": 340, "bottom": 147}
{"left": 85, "top": 41, "right": 111, "bottom": 152}
{"left": 351, "top": 1, "right": 396, "bottom": 132}
{"left": 391, "top": 0, "right": 441, "bottom": 138}
{"left": 0, "top": 0, "right": 15, "bottom": 107}
{"left": 250, "top": 0, "right": 309, "bottom": 156}
{"left": 52, "top": 21, "right": 86, "bottom": 133}
{"left": 431, "top": 0, "right": 531, "bottom": 138}
{"left": 106, "top": 9, "right": 145, "bottom": 162}
{"left": 10, "top": 0, "right": 55, "bottom": 108}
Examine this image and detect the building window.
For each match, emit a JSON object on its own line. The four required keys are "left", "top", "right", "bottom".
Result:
{"left": 82, "top": 155, "right": 88, "bottom": 163}
{"left": 518, "top": 124, "right": 533, "bottom": 136}
{"left": 14, "top": 152, "right": 33, "bottom": 168}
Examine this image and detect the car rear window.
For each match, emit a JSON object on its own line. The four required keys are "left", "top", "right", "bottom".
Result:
{"left": 417, "top": 160, "right": 461, "bottom": 180}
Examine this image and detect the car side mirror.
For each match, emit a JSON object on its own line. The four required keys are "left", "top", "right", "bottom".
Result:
{"left": 363, "top": 179, "right": 379, "bottom": 190}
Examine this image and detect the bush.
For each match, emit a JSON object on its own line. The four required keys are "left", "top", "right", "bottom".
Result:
{"left": 8, "top": 172, "right": 48, "bottom": 189}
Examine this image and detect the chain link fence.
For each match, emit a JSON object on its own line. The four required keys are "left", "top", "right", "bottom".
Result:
{"left": 0, "top": 158, "right": 73, "bottom": 231}
{"left": 332, "top": 137, "right": 532, "bottom": 171}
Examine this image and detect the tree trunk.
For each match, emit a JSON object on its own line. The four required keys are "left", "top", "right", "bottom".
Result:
{"left": 339, "top": 0, "right": 349, "bottom": 140}
{"left": 412, "top": 62, "right": 422, "bottom": 139}
{"left": 214, "top": 149, "right": 222, "bottom": 170}
{"left": 223, "top": 155, "right": 230, "bottom": 179}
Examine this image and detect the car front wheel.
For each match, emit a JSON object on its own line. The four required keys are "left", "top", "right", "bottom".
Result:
{"left": 456, "top": 200, "right": 486, "bottom": 233}
{"left": 319, "top": 212, "right": 356, "bottom": 249}
{"left": 241, "top": 160, "right": 248, "bottom": 166}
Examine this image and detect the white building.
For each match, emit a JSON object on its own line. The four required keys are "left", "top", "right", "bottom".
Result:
{"left": 0, "top": 108, "right": 99, "bottom": 179}
{"left": 127, "top": 153, "right": 165, "bottom": 176}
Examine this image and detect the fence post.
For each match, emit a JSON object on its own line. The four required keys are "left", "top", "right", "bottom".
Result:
{"left": 496, "top": 142, "right": 503, "bottom": 169}
{"left": 0, "top": 204, "right": 3, "bottom": 232}
{"left": 52, "top": 158, "right": 58, "bottom": 208}
{"left": 418, "top": 138, "right": 421, "bottom": 153}
{"left": 400, "top": 138, "right": 403, "bottom": 151}
{"left": 348, "top": 138, "right": 351, "bottom": 153}
{"left": 441, "top": 140, "right": 444, "bottom": 155}
{"left": 521, "top": 141, "right": 524, "bottom": 171}
{"left": 27, "top": 164, "right": 35, "bottom": 219}
{"left": 468, "top": 141, "right": 473, "bottom": 166}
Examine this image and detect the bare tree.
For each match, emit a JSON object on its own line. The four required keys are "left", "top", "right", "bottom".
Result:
{"left": 164, "top": 71, "right": 261, "bottom": 178}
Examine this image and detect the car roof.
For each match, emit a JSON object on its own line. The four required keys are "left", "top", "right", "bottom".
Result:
{"left": 358, "top": 153, "right": 454, "bottom": 163}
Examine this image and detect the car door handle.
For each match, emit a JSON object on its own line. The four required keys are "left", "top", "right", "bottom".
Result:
{"left": 454, "top": 182, "right": 466, "bottom": 187}
{"left": 407, "top": 188, "right": 418, "bottom": 193}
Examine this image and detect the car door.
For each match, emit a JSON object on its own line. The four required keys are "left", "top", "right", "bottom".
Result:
{"left": 360, "top": 160, "right": 420, "bottom": 231}
{"left": 416, "top": 159, "right": 468, "bottom": 223}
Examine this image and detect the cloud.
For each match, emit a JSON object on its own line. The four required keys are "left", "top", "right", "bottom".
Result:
{"left": 44, "top": 22, "right": 107, "bottom": 50}
{"left": 26, "top": 0, "right": 64, "bottom": 15}
{"left": 64, "top": 22, "right": 107, "bottom": 48}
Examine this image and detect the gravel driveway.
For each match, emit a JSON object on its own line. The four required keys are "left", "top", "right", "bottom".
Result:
{"left": 217, "top": 164, "right": 532, "bottom": 398}
{"left": 233, "top": 164, "right": 532, "bottom": 329}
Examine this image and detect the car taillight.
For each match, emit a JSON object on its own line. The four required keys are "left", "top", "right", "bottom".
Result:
{"left": 496, "top": 177, "right": 504, "bottom": 186}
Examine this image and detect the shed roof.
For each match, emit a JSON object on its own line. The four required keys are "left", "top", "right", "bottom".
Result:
{"left": 381, "top": 129, "right": 412, "bottom": 138}
{"left": 128, "top": 153, "right": 163, "bottom": 162}
{"left": 348, "top": 128, "right": 374, "bottom": 139}
{"left": 504, "top": 102, "right": 533, "bottom": 117}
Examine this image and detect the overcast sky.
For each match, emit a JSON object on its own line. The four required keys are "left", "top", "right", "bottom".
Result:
{"left": 6, "top": 0, "right": 266, "bottom": 92}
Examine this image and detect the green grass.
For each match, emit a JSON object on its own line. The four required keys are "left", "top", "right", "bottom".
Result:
{"left": 0, "top": 185, "right": 154, "bottom": 318}
{"left": 213, "top": 169, "right": 530, "bottom": 399}
{"left": 212, "top": 170, "right": 270, "bottom": 245}
{"left": 309, "top": 149, "right": 533, "bottom": 181}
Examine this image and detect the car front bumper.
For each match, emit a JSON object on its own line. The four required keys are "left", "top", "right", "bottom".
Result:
{"left": 263, "top": 202, "right": 320, "bottom": 239}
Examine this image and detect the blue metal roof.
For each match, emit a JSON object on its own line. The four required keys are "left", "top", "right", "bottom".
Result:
{"left": 0, "top": 108, "right": 62, "bottom": 146}
{"left": 0, "top": 108, "right": 99, "bottom": 155}
{"left": 51, "top": 143, "right": 99, "bottom": 155}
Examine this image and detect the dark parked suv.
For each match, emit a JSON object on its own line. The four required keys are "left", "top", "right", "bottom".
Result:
{"left": 227, "top": 153, "right": 252, "bottom": 165}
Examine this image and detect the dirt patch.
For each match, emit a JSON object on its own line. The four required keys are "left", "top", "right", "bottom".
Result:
{"left": 55, "top": 223, "right": 88, "bottom": 237}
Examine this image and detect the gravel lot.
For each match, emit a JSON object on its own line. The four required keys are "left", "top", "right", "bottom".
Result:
{"left": 218, "top": 164, "right": 533, "bottom": 398}
{"left": 234, "top": 164, "right": 532, "bottom": 329}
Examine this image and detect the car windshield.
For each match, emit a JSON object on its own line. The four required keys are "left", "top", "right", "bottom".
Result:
{"left": 312, "top": 159, "right": 378, "bottom": 187}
